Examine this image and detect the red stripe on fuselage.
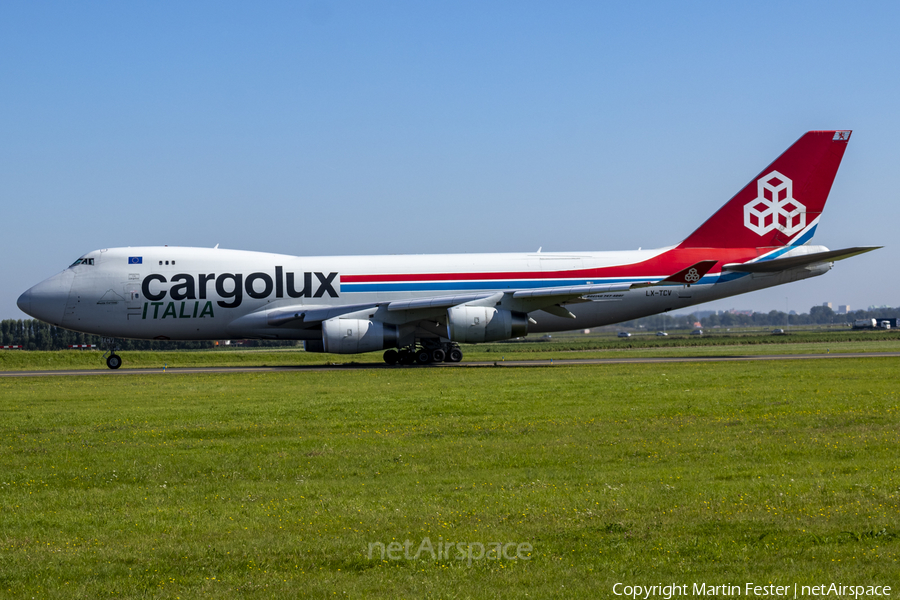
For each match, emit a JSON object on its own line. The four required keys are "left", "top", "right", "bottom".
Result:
{"left": 341, "top": 248, "right": 767, "bottom": 282}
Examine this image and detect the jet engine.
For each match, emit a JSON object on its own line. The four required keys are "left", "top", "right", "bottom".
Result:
{"left": 446, "top": 306, "right": 528, "bottom": 343}
{"left": 314, "top": 318, "right": 399, "bottom": 354}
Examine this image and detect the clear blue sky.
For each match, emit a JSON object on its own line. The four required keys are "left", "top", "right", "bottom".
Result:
{"left": 2, "top": 1, "right": 896, "bottom": 319}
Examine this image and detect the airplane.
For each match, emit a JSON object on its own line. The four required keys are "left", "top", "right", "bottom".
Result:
{"left": 18, "top": 130, "right": 879, "bottom": 369}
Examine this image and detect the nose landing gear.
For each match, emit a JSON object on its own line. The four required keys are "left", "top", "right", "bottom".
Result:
{"left": 101, "top": 337, "right": 123, "bottom": 370}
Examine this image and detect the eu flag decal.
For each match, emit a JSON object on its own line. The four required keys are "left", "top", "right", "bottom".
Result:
{"left": 128, "top": 257, "right": 143, "bottom": 265}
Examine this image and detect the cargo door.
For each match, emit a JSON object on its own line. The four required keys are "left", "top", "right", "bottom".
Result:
{"left": 125, "top": 283, "right": 143, "bottom": 319}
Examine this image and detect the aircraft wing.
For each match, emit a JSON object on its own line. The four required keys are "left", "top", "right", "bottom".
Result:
{"left": 386, "top": 293, "right": 499, "bottom": 311}
{"left": 385, "top": 261, "right": 717, "bottom": 313}
{"left": 723, "top": 246, "right": 880, "bottom": 273}
{"left": 266, "top": 302, "right": 384, "bottom": 326}
{"left": 265, "top": 286, "right": 634, "bottom": 327}
{"left": 510, "top": 283, "right": 631, "bottom": 300}
{"left": 263, "top": 263, "right": 718, "bottom": 328}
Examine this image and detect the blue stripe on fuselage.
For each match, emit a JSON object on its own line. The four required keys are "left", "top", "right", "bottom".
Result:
{"left": 339, "top": 275, "right": 731, "bottom": 293}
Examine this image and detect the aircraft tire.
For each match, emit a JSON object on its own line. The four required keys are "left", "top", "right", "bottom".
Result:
{"left": 106, "top": 354, "right": 122, "bottom": 370}
{"left": 430, "top": 348, "right": 445, "bottom": 363}
{"left": 447, "top": 348, "right": 463, "bottom": 363}
{"left": 415, "top": 349, "right": 431, "bottom": 365}
{"left": 398, "top": 350, "right": 415, "bottom": 365}
{"left": 383, "top": 349, "right": 399, "bottom": 365}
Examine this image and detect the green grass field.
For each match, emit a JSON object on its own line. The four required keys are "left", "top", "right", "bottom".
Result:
{"left": 2, "top": 328, "right": 900, "bottom": 372}
{"left": 0, "top": 355, "right": 898, "bottom": 598}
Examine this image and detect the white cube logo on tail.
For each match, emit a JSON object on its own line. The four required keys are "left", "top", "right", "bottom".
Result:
{"left": 743, "top": 170, "right": 806, "bottom": 237}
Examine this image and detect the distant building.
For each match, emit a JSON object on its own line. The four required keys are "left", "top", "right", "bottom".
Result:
{"left": 838, "top": 304, "right": 850, "bottom": 314}
{"left": 822, "top": 302, "right": 832, "bottom": 309}
{"left": 692, "top": 310, "right": 718, "bottom": 319}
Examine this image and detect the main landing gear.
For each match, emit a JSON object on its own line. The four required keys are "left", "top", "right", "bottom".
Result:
{"left": 101, "top": 337, "right": 123, "bottom": 370}
{"left": 383, "top": 342, "right": 463, "bottom": 365}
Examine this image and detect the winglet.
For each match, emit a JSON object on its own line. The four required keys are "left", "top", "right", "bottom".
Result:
{"left": 632, "top": 260, "right": 718, "bottom": 288}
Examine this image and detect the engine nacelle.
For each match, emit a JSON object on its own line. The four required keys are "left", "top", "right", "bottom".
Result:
{"left": 446, "top": 306, "right": 528, "bottom": 343}
{"left": 321, "top": 318, "right": 399, "bottom": 354}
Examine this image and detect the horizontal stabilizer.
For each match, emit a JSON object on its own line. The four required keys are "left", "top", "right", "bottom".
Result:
{"left": 723, "top": 246, "right": 880, "bottom": 273}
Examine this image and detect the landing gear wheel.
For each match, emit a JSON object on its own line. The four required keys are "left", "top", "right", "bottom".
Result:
{"left": 383, "top": 349, "right": 399, "bottom": 365}
{"left": 415, "top": 349, "right": 431, "bottom": 365}
{"left": 398, "top": 350, "right": 415, "bottom": 365}
{"left": 447, "top": 348, "right": 463, "bottom": 363}
{"left": 106, "top": 354, "right": 122, "bottom": 370}
{"left": 430, "top": 348, "right": 446, "bottom": 363}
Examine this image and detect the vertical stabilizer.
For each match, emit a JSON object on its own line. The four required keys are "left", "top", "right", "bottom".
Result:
{"left": 678, "top": 130, "right": 851, "bottom": 249}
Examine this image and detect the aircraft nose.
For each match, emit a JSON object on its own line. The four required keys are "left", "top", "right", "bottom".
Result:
{"left": 18, "top": 271, "right": 73, "bottom": 325}
{"left": 16, "top": 289, "right": 32, "bottom": 315}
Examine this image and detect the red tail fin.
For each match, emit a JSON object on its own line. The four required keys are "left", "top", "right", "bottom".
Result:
{"left": 678, "top": 130, "right": 851, "bottom": 249}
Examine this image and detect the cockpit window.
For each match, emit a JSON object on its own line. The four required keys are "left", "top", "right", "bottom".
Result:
{"left": 69, "top": 258, "right": 95, "bottom": 267}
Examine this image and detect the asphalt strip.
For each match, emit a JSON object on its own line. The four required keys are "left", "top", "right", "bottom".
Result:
{"left": 1, "top": 351, "right": 899, "bottom": 377}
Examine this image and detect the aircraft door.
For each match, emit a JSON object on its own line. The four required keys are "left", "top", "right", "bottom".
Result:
{"left": 63, "top": 289, "right": 79, "bottom": 327}
{"left": 125, "top": 284, "right": 143, "bottom": 318}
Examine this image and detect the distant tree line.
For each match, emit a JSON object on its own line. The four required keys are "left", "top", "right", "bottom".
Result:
{"left": 0, "top": 320, "right": 296, "bottom": 351}
{"left": 4, "top": 304, "right": 899, "bottom": 350}
{"left": 624, "top": 305, "right": 900, "bottom": 331}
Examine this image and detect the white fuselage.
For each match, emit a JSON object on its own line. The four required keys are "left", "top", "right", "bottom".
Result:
{"left": 20, "top": 245, "right": 829, "bottom": 342}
